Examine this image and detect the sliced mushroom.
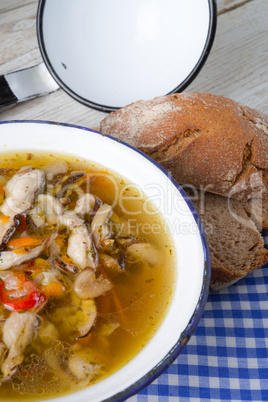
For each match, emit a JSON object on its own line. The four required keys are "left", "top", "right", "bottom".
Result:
{"left": 57, "top": 171, "right": 87, "bottom": 199}
{"left": 74, "top": 268, "right": 113, "bottom": 299}
{"left": 76, "top": 299, "right": 97, "bottom": 338}
{"left": 38, "top": 320, "right": 59, "bottom": 345}
{"left": 0, "top": 232, "right": 56, "bottom": 270}
{"left": 61, "top": 171, "right": 86, "bottom": 187}
{"left": 42, "top": 160, "right": 68, "bottom": 181}
{"left": 0, "top": 215, "right": 20, "bottom": 251}
{"left": 75, "top": 193, "right": 98, "bottom": 217}
{"left": 37, "top": 194, "right": 84, "bottom": 229}
{"left": 60, "top": 210, "right": 84, "bottom": 229}
{"left": 91, "top": 204, "right": 112, "bottom": 248}
{"left": 37, "top": 194, "right": 63, "bottom": 225}
{"left": 68, "top": 355, "right": 99, "bottom": 382}
{"left": 59, "top": 197, "right": 71, "bottom": 206}
{"left": 0, "top": 167, "right": 45, "bottom": 217}
{"left": 67, "top": 225, "right": 97, "bottom": 270}
{"left": 45, "top": 349, "right": 99, "bottom": 386}
{"left": 126, "top": 242, "right": 162, "bottom": 266}
{"left": 1, "top": 311, "right": 39, "bottom": 382}
{"left": 47, "top": 239, "right": 79, "bottom": 274}
{"left": 51, "top": 257, "right": 79, "bottom": 274}
{"left": 99, "top": 253, "right": 125, "bottom": 271}
{"left": 28, "top": 206, "right": 46, "bottom": 229}
{"left": 116, "top": 236, "right": 139, "bottom": 248}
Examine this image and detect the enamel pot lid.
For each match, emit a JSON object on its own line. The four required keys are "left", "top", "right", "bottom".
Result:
{"left": 37, "top": 0, "right": 217, "bottom": 112}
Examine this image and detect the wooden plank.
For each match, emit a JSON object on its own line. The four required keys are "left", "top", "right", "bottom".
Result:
{"left": 0, "top": 1, "right": 40, "bottom": 72}
{"left": 217, "top": 0, "right": 254, "bottom": 15}
{"left": 187, "top": 0, "right": 268, "bottom": 114}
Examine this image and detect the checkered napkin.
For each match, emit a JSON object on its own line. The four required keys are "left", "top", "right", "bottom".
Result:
{"left": 129, "top": 234, "right": 268, "bottom": 402}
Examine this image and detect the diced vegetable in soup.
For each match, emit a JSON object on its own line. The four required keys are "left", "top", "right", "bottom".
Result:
{"left": 0, "top": 152, "right": 175, "bottom": 401}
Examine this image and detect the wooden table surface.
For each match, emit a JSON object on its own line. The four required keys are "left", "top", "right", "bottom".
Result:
{"left": 0, "top": 1, "right": 267, "bottom": 401}
{"left": 0, "top": 0, "right": 267, "bottom": 129}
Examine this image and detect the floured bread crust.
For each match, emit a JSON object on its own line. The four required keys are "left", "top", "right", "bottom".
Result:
{"left": 100, "top": 93, "right": 268, "bottom": 201}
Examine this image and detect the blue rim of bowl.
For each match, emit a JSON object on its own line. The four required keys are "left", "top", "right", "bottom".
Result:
{"left": 0, "top": 120, "right": 211, "bottom": 401}
{"left": 36, "top": 0, "right": 217, "bottom": 113}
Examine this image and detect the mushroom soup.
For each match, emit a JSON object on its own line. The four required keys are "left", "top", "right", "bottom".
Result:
{"left": 0, "top": 152, "right": 175, "bottom": 400}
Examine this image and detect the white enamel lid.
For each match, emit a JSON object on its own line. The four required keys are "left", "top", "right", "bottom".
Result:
{"left": 37, "top": 0, "right": 217, "bottom": 112}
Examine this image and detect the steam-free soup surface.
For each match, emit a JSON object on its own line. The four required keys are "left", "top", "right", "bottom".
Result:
{"left": 0, "top": 152, "right": 175, "bottom": 400}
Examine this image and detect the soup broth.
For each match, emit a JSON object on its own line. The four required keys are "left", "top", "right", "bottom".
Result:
{"left": 0, "top": 152, "right": 175, "bottom": 401}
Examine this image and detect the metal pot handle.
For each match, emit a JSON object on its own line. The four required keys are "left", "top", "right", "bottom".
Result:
{"left": 0, "top": 62, "right": 59, "bottom": 108}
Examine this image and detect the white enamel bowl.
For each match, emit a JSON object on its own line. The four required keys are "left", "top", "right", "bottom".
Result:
{"left": 0, "top": 121, "right": 210, "bottom": 401}
{"left": 37, "top": 0, "right": 217, "bottom": 111}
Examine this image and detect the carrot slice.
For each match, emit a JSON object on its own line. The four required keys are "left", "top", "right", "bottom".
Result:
{"left": 42, "top": 282, "right": 65, "bottom": 297}
{"left": 13, "top": 248, "right": 28, "bottom": 254}
{"left": 7, "top": 237, "right": 42, "bottom": 250}
{"left": 0, "top": 215, "right": 10, "bottom": 225}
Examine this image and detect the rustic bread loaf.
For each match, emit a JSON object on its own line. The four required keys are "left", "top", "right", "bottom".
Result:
{"left": 185, "top": 189, "right": 268, "bottom": 290}
{"left": 100, "top": 92, "right": 268, "bottom": 202}
{"left": 99, "top": 92, "right": 268, "bottom": 288}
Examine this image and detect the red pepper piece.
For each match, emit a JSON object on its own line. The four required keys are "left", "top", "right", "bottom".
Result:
{"left": 0, "top": 278, "right": 46, "bottom": 312}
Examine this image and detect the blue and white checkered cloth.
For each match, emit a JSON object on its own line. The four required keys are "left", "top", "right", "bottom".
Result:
{"left": 129, "top": 234, "right": 268, "bottom": 402}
